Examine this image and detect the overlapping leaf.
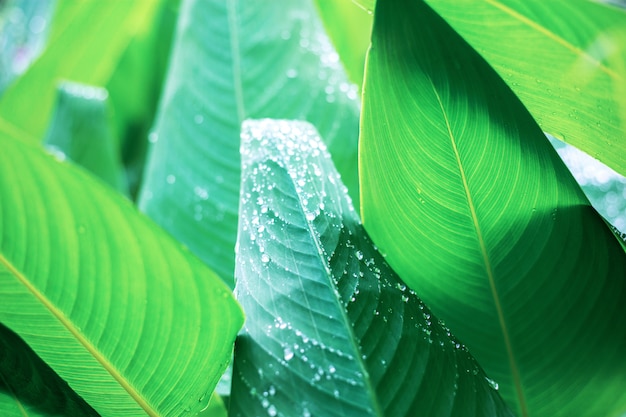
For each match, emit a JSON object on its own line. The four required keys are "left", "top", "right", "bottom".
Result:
{"left": 0, "top": 324, "right": 98, "bottom": 417}
{"left": 0, "top": 1, "right": 160, "bottom": 141}
{"left": 138, "top": 0, "right": 360, "bottom": 287}
{"left": 359, "top": 1, "right": 626, "bottom": 416}
{"left": 230, "top": 119, "right": 514, "bottom": 417}
{"left": 43, "top": 82, "right": 127, "bottom": 193}
{"left": 0, "top": 131, "right": 243, "bottom": 416}
{"left": 424, "top": 0, "right": 626, "bottom": 176}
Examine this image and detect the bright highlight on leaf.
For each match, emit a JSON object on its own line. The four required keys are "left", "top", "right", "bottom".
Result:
{"left": 138, "top": 0, "right": 360, "bottom": 287}
{"left": 0, "top": 131, "right": 243, "bottom": 417}
{"left": 359, "top": 0, "right": 626, "bottom": 416}
{"left": 427, "top": 0, "right": 626, "bottom": 176}
{"left": 231, "top": 119, "right": 514, "bottom": 417}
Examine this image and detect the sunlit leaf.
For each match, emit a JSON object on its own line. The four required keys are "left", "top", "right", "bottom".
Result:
{"left": 0, "top": 1, "right": 161, "bottom": 142}
{"left": 138, "top": 0, "right": 360, "bottom": 287}
{"left": 230, "top": 119, "right": 514, "bottom": 417}
{"left": 0, "top": 130, "right": 243, "bottom": 416}
{"left": 313, "top": 0, "right": 373, "bottom": 87}
{"left": 359, "top": 1, "right": 626, "bottom": 416}
{"left": 350, "top": 0, "right": 626, "bottom": 175}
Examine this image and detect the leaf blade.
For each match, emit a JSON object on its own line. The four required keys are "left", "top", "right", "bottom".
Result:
{"left": 230, "top": 119, "right": 513, "bottom": 417}
{"left": 359, "top": 1, "right": 626, "bottom": 416}
{"left": 425, "top": 0, "right": 626, "bottom": 176}
{"left": 138, "top": 0, "right": 360, "bottom": 287}
{"left": 0, "top": 131, "right": 243, "bottom": 416}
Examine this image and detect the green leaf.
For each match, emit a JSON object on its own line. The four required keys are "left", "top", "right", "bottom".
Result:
{"left": 425, "top": 0, "right": 626, "bottom": 176}
{"left": 359, "top": 1, "right": 626, "bottom": 416}
{"left": 43, "top": 81, "right": 128, "bottom": 194}
{"left": 230, "top": 119, "right": 514, "bottom": 417}
{"left": 313, "top": 0, "right": 373, "bottom": 87}
{"left": 0, "top": 0, "right": 161, "bottom": 142}
{"left": 0, "top": 323, "right": 98, "bottom": 417}
{"left": 138, "top": 0, "right": 360, "bottom": 287}
{"left": 197, "top": 393, "right": 228, "bottom": 417}
{"left": 0, "top": 130, "right": 243, "bottom": 416}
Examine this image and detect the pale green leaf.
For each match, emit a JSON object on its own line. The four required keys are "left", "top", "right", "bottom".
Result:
{"left": 230, "top": 119, "right": 514, "bottom": 417}
{"left": 359, "top": 1, "right": 626, "bottom": 416}
{"left": 138, "top": 0, "right": 360, "bottom": 287}
{"left": 0, "top": 130, "right": 243, "bottom": 416}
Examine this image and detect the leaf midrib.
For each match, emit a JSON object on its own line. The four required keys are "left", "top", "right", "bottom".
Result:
{"left": 485, "top": 0, "right": 620, "bottom": 80}
{"left": 429, "top": 84, "right": 529, "bottom": 417}
{"left": 270, "top": 154, "right": 383, "bottom": 417}
{"left": 0, "top": 253, "right": 158, "bottom": 417}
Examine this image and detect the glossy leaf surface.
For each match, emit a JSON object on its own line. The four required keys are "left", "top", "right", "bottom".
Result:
{"left": 43, "top": 82, "right": 127, "bottom": 193}
{"left": 359, "top": 1, "right": 626, "bottom": 416}
{"left": 230, "top": 119, "right": 514, "bottom": 417}
{"left": 139, "top": 0, "right": 360, "bottom": 286}
{"left": 0, "top": 131, "right": 243, "bottom": 416}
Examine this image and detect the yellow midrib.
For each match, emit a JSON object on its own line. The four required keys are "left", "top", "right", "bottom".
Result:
{"left": 0, "top": 254, "right": 158, "bottom": 417}
{"left": 430, "top": 86, "right": 529, "bottom": 417}
{"left": 485, "top": 0, "right": 620, "bottom": 80}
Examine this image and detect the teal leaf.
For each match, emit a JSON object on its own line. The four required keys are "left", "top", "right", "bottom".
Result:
{"left": 138, "top": 0, "right": 360, "bottom": 287}
{"left": 43, "top": 81, "right": 127, "bottom": 194}
{"left": 230, "top": 119, "right": 513, "bottom": 417}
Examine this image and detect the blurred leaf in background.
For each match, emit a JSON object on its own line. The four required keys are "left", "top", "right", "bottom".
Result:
{"left": 0, "top": 0, "right": 54, "bottom": 93}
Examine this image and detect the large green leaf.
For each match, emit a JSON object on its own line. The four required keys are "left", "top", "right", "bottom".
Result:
{"left": 424, "top": 0, "right": 626, "bottom": 176}
{"left": 138, "top": 0, "right": 360, "bottom": 287}
{"left": 0, "top": 1, "right": 161, "bottom": 142}
{"left": 354, "top": 0, "right": 626, "bottom": 176}
{"left": 0, "top": 324, "right": 98, "bottom": 417}
{"left": 43, "top": 81, "right": 127, "bottom": 194}
{"left": 0, "top": 131, "right": 243, "bottom": 416}
{"left": 230, "top": 119, "right": 514, "bottom": 417}
{"left": 359, "top": 1, "right": 626, "bottom": 416}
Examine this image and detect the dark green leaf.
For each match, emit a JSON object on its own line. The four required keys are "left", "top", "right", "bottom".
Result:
{"left": 0, "top": 323, "right": 98, "bottom": 417}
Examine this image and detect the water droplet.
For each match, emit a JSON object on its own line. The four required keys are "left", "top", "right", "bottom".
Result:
{"left": 284, "top": 347, "right": 294, "bottom": 361}
{"left": 356, "top": 251, "right": 363, "bottom": 260}
{"left": 166, "top": 174, "right": 176, "bottom": 184}
{"left": 194, "top": 114, "right": 204, "bottom": 124}
{"left": 485, "top": 377, "right": 499, "bottom": 390}
{"left": 268, "top": 405, "right": 277, "bottom": 416}
{"left": 306, "top": 212, "right": 315, "bottom": 221}
{"left": 329, "top": 365, "right": 336, "bottom": 374}
{"left": 261, "top": 254, "right": 270, "bottom": 263}
{"left": 286, "top": 68, "right": 298, "bottom": 78}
